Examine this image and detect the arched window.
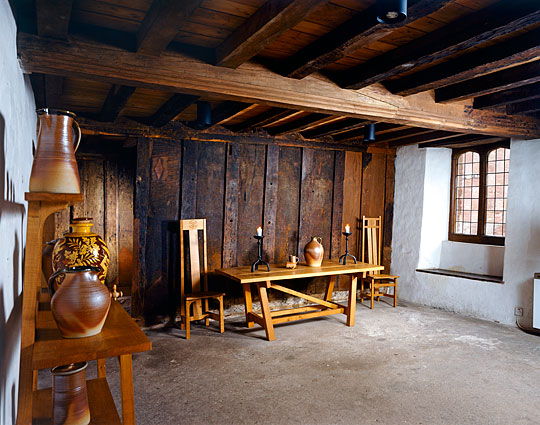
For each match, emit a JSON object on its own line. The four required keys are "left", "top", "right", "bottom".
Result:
{"left": 450, "top": 144, "right": 510, "bottom": 245}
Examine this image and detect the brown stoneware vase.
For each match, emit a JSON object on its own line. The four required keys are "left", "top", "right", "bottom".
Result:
{"left": 49, "top": 266, "right": 111, "bottom": 338}
{"left": 51, "top": 362, "right": 90, "bottom": 425}
{"left": 304, "top": 236, "right": 324, "bottom": 267}
{"left": 42, "top": 239, "right": 59, "bottom": 281}
{"left": 52, "top": 218, "right": 110, "bottom": 285}
{"left": 29, "top": 108, "right": 82, "bottom": 193}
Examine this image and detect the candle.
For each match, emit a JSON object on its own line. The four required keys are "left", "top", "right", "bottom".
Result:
{"left": 257, "top": 226, "right": 263, "bottom": 236}
{"left": 345, "top": 224, "right": 350, "bottom": 233}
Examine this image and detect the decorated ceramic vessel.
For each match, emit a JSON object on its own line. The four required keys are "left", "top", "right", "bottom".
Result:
{"left": 52, "top": 218, "right": 110, "bottom": 284}
{"left": 304, "top": 236, "right": 324, "bottom": 267}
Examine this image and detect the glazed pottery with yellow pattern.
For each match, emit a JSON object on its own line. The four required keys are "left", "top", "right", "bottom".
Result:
{"left": 52, "top": 218, "right": 110, "bottom": 285}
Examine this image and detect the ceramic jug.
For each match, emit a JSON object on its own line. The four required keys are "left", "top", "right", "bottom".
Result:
{"left": 304, "top": 236, "right": 324, "bottom": 267}
{"left": 29, "top": 108, "right": 81, "bottom": 193}
{"left": 51, "top": 362, "right": 90, "bottom": 425}
{"left": 52, "top": 218, "right": 110, "bottom": 285}
{"left": 49, "top": 266, "right": 111, "bottom": 338}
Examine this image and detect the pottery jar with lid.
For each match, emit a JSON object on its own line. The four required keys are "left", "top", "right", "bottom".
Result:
{"left": 51, "top": 362, "right": 90, "bottom": 425}
{"left": 52, "top": 218, "right": 110, "bottom": 286}
{"left": 304, "top": 236, "right": 324, "bottom": 267}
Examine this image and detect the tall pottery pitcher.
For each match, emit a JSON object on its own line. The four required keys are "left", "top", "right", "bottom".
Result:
{"left": 29, "top": 109, "right": 81, "bottom": 193}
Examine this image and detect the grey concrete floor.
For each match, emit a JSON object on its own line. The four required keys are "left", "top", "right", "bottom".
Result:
{"left": 40, "top": 299, "right": 540, "bottom": 424}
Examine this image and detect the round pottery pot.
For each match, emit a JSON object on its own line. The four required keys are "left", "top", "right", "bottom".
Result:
{"left": 29, "top": 108, "right": 81, "bottom": 194}
{"left": 49, "top": 266, "right": 111, "bottom": 338}
{"left": 53, "top": 218, "right": 110, "bottom": 285}
{"left": 304, "top": 236, "right": 324, "bottom": 267}
{"left": 52, "top": 362, "right": 90, "bottom": 425}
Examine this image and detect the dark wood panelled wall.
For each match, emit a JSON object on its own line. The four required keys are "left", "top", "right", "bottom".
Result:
{"left": 44, "top": 134, "right": 394, "bottom": 323}
{"left": 134, "top": 136, "right": 395, "bottom": 322}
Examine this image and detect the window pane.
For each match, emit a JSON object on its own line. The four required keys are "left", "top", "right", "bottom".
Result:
{"left": 485, "top": 147, "right": 510, "bottom": 237}
{"left": 454, "top": 151, "right": 480, "bottom": 235}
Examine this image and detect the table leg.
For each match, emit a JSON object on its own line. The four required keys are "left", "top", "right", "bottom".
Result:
{"left": 347, "top": 275, "right": 357, "bottom": 327}
{"left": 257, "top": 282, "right": 276, "bottom": 341}
{"left": 243, "top": 283, "right": 254, "bottom": 328}
{"left": 118, "top": 354, "right": 135, "bottom": 425}
{"left": 97, "top": 358, "right": 106, "bottom": 378}
{"left": 325, "top": 275, "right": 336, "bottom": 302}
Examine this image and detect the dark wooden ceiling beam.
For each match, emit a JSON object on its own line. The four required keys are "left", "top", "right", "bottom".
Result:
{"left": 281, "top": 0, "right": 450, "bottom": 79}
{"left": 146, "top": 93, "right": 199, "bottom": 127}
{"left": 17, "top": 33, "right": 540, "bottom": 138}
{"left": 267, "top": 113, "right": 331, "bottom": 135}
{"left": 374, "top": 127, "right": 436, "bottom": 143}
{"left": 335, "top": 1, "right": 540, "bottom": 90}
{"left": 44, "top": 75, "right": 64, "bottom": 109}
{"left": 506, "top": 99, "right": 540, "bottom": 115}
{"left": 98, "top": 85, "right": 136, "bottom": 122}
{"left": 388, "top": 27, "right": 540, "bottom": 96}
{"left": 301, "top": 118, "right": 371, "bottom": 139}
{"left": 389, "top": 130, "right": 463, "bottom": 148}
{"left": 473, "top": 82, "right": 540, "bottom": 110}
{"left": 35, "top": 0, "right": 72, "bottom": 39}
{"left": 215, "top": 0, "right": 329, "bottom": 68}
{"left": 212, "top": 101, "right": 253, "bottom": 125}
{"left": 229, "top": 108, "right": 295, "bottom": 132}
{"left": 435, "top": 60, "right": 540, "bottom": 103}
{"left": 137, "top": 0, "right": 203, "bottom": 55}
{"left": 418, "top": 135, "right": 508, "bottom": 149}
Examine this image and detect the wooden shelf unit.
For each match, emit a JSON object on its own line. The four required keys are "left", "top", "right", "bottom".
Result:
{"left": 17, "top": 193, "right": 151, "bottom": 425}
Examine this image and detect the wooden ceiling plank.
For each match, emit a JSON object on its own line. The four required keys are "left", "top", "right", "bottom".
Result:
{"left": 212, "top": 101, "right": 253, "bottom": 124}
{"left": 215, "top": 0, "right": 330, "bottom": 68}
{"left": 388, "top": 130, "right": 464, "bottom": 147}
{"left": 146, "top": 93, "right": 200, "bottom": 127}
{"left": 435, "top": 60, "right": 540, "bottom": 103}
{"left": 98, "top": 85, "right": 137, "bottom": 122}
{"left": 389, "top": 27, "right": 540, "bottom": 96}
{"left": 418, "top": 135, "right": 508, "bottom": 148}
{"left": 506, "top": 99, "right": 540, "bottom": 115}
{"left": 335, "top": 1, "right": 540, "bottom": 89}
{"left": 281, "top": 0, "right": 451, "bottom": 79}
{"left": 229, "top": 107, "right": 295, "bottom": 131}
{"left": 44, "top": 75, "right": 64, "bottom": 109}
{"left": 301, "top": 118, "right": 370, "bottom": 138}
{"left": 29, "top": 74, "right": 46, "bottom": 109}
{"left": 267, "top": 113, "right": 330, "bottom": 135}
{"left": 36, "top": 0, "right": 73, "bottom": 39}
{"left": 17, "top": 33, "right": 540, "bottom": 138}
{"left": 473, "top": 82, "right": 540, "bottom": 110}
{"left": 137, "top": 0, "right": 203, "bottom": 55}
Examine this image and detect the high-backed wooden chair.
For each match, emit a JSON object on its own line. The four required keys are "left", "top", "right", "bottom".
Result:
{"left": 179, "top": 219, "right": 225, "bottom": 339}
{"left": 360, "top": 216, "right": 398, "bottom": 309}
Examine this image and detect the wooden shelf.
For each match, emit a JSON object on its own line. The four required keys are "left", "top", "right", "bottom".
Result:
{"left": 25, "top": 192, "right": 84, "bottom": 202}
{"left": 33, "top": 301, "right": 151, "bottom": 370}
{"left": 32, "top": 378, "right": 122, "bottom": 425}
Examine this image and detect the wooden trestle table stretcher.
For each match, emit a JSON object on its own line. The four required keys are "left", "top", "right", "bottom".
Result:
{"left": 216, "top": 260, "right": 384, "bottom": 341}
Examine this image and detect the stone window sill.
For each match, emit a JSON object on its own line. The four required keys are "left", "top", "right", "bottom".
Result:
{"left": 416, "top": 268, "right": 503, "bottom": 284}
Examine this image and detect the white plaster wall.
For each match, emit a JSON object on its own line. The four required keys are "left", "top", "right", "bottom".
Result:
{"left": 0, "top": 1, "right": 36, "bottom": 423}
{"left": 418, "top": 148, "right": 451, "bottom": 268}
{"left": 391, "top": 140, "right": 540, "bottom": 326}
{"left": 439, "top": 241, "right": 504, "bottom": 276}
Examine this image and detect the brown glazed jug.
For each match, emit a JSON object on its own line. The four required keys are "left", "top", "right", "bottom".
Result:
{"left": 304, "top": 236, "right": 324, "bottom": 267}
{"left": 49, "top": 266, "right": 111, "bottom": 338}
{"left": 51, "top": 362, "right": 90, "bottom": 425}
{"left": 29, "top": 108, "right": 81, "bottom": 193}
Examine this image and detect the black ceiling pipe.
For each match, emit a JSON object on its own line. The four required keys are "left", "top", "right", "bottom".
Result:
{"left": 364, "top": 123, "right": 376, "bottom": 142}
{"left": 196, "top": 101, "right": 212, "bottom": 128}
{"left": 377, "top": 0, "right": 407, "bottom": 24}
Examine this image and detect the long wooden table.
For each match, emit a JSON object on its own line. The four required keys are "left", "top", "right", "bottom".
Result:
{"left": 216, "top": 260, "right": 383, "bottom": 341}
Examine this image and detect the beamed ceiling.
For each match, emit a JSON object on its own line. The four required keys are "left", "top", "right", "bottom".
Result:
{"left": 10, "top": 0, "right": 540, "bottom": 150}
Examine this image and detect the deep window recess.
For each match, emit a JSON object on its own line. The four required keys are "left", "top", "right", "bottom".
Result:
{"left": 449, "top": 143, "right": 510, "bottom": 246}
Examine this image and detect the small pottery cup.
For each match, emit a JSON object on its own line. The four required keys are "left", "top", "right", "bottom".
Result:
{"left": 289, "top": 255, "right": 300, "bottom": 264}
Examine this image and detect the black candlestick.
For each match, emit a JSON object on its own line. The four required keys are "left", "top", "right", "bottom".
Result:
{"left": 251, "top": 235, "right": 270, "bottom": 272}
{"left": 339, "top": 231, "right": 357, "bottom": 265}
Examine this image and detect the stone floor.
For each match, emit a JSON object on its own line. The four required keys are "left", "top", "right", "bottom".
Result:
{"left": 41, "top": 299, "right": 540, "bottom": 424}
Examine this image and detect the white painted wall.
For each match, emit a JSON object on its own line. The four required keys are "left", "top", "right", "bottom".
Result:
{"left": 391, "top": 140, "right": 540, "bottom": 326}
{"left": 0, "top": 1, "right": 36, "bottom": 423}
